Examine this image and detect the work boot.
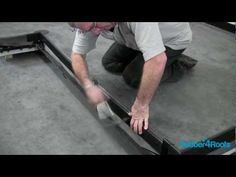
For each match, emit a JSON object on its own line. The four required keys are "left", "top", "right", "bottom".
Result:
{"left": 177, "top": 55, "right": 198, "bottom": 70}
{"left": 163, "top": 55, "right": 198, "bottom": 82}
{"left": 163, "top": 61, "right": 185, "bottom": 82}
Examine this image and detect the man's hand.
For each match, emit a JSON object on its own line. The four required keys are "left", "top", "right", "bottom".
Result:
{"left": 129, "top": 100, "right": 149, "bottom": 134}
{"left": 84, "top": 83, "right": 106, "bottom": 105}
{"left": 71, "top": 52, "right": 107, "bottom": 105}
{"left": 128, "top": 53, "right": 167, "bottom": 135}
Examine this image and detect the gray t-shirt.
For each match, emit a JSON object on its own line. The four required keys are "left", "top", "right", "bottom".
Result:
{"left": 72, "top": 22, "right": 192, "bottom": 61}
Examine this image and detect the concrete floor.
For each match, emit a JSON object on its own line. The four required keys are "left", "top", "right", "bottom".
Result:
{"left": 86, "top": 23, "right": 235, "bottom": 148}
{"left": 0, "top": 53, "right": 143, "bottom": 154}
{"left": 0, "top": 22, "right": 235, "bottom": 153}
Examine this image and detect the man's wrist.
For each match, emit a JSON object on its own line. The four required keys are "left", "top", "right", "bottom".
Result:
{"left": 134, "top": 97, "right": 149, "bottom": 108}
{"left": 84, "top": 83, "right": 95, "bottom": 90}
{"left": 83, "top": 79, "right": 95, "bottom": 90}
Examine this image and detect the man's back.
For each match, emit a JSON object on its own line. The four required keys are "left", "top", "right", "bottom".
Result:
{"left": 113, "top": 22, "right": 192, "bottom": 61}
{"left": 72, "top": 22, "right": 192, "bottom": 61}
{"left": 158, "top": 22, "right": 192, "bottom": 50}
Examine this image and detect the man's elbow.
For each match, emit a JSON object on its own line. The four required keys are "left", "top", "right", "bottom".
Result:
{"left": 71, "top": 52, "right": 85, "bottom": 63}
{"left": 148, "top": 52, "right": 167, "bottom": 67}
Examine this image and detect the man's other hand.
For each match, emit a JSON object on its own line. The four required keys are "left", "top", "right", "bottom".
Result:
{"left": 85, "top": 84, "right": 106, "bottom": 105}
{"left": 129, "top": 101, "right": 149, "bottom": 134}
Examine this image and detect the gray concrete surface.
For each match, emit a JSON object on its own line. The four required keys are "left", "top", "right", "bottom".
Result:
{"left": 87, "top": 23, "right": 235, "bottom": 148}
{"left": 0, "top": 52, "right": 142, "bottom": 154}
{"left": 0, "top": 22, "right": 235, "bottom": 153}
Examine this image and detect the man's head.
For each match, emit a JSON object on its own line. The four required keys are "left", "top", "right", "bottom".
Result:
{"left": 68, "top": 22, "right": 116, "bottom": 35}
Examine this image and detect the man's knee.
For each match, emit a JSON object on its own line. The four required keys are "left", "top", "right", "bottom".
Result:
{"left": 102, "top": 57, "right": 127, "bottom": 73}
{"left": 122, "top": 53, "right": 144, "bottom": 88}
{"left": 102, "top": 42, "right": 139, "bottom": 74}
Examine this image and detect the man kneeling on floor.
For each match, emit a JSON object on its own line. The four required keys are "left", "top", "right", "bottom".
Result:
{"left": 69, "top": 22, "right": 197, "bottom": 134}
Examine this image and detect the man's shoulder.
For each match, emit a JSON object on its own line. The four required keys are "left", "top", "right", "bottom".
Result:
{"left": 119, "top": 22, "right": 159, "bottom": 33}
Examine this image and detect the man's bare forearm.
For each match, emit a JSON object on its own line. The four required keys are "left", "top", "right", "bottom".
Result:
{"left": 135, "top": 52, "right": 167, "bottom": 106}
{"left": 71, "top": 52, "right": 93, "bottom": 88}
